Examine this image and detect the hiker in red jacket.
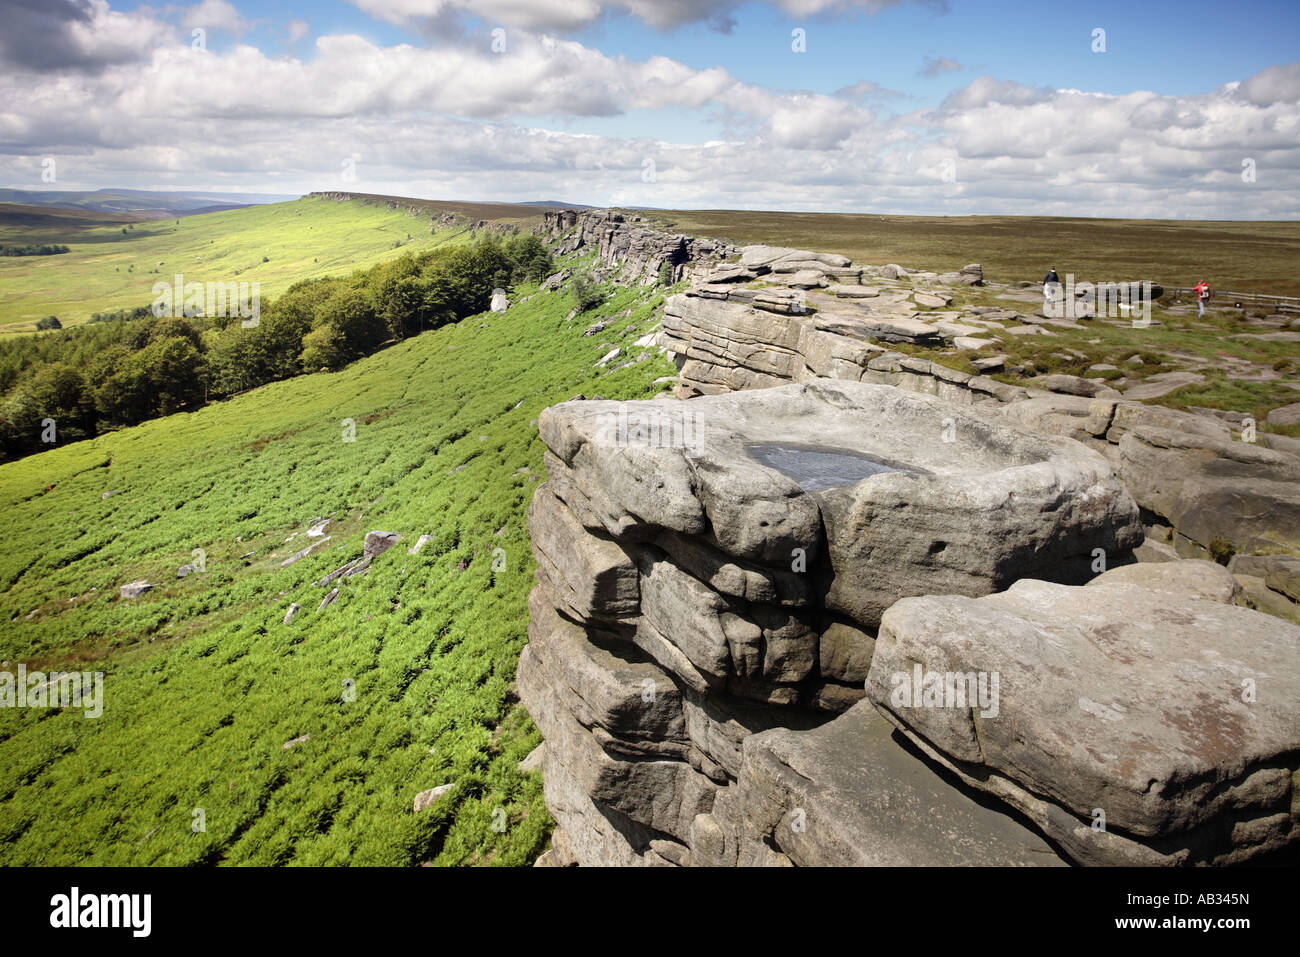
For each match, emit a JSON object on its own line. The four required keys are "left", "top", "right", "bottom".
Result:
{"left": 1194, "top": 280, "right": 1211, "bottom": 316}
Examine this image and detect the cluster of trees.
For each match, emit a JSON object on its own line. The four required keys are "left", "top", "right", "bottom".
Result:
{"left": 35, "top": 316, "right": 62, "bottom": 331}
{"left": 90, "top": 305, "right": 154, "bottom": 323}
{"left": 0, "top": 243, "right": 70, "bottom": 256}
{"left": 0, "top": 317, "right": 208, "bottom": 456}
{"left": 0, "top": 235, "right": 554, "bottom": 461}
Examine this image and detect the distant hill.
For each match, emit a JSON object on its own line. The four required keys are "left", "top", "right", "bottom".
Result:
{"left": 0, "top": 202, "right": 147, "bottom": 229}
{"left": 0, "top": 188, "right": 298, "bottom": 219}
{"left": 0, "top": 194, "right": 529, "bottom": 330}
{"left": 519, "top": 200, "right": 597, "bottom": 209}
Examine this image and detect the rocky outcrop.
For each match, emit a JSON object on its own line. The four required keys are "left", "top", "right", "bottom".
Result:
{"left": 541, "top": 210, "right": 738, "bottom": 286}
{"left": 867, "top": 565, "right": 1300, "bottom": 865}
{"left": 662, "top": 281, "right": 1037, "bottom": 405}
{"left": 1230, "top": 554, "right": 1300, "bottom": 624}
{"left": 524, "top": 225, "right": 1300, "bottom": 865}
{"left": 307, "top": 191, "right": 522, "bottom": 238}
{"left": 654, "top": 251, "right": 1300, "bottom": 595}
{"left": 738, "top": 700, "right": 1064, "bottom": 866}
{"left": 1001, "top": 395, "right": 1300, "bottom": 596}
{"left": 521, "top": 382, "right": 1156, "bottom": 866}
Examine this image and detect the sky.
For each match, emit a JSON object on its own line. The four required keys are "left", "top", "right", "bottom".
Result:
{"left": 1, "top": 0, "right": 1297, "bottom": 218}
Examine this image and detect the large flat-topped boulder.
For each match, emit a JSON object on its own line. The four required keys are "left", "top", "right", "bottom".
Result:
{"left": 866, "top": 577, "right": 1300, "bottom": 865}
{"left": 540, "top": 380, "right": 1143, "bottom": 628}
{"left": 739, "top": 245, "right": 850, "bottom": 271}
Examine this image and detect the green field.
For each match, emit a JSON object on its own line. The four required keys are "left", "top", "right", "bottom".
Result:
{"left": 0, "top": 195, "right": 543, "bottom": 331}
{"left": 0, "top": 256, "right": 673, "bottom": 865}
{"left": 641, "top": 209, "right": 1300, "bottom": 298}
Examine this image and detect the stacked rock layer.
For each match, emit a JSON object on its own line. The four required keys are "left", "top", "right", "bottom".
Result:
{"left": 658, "top": 245, "right": 1300, "bottom": 618}
{"left": 513, "top": 381, "right": 1300, "bottom": 867}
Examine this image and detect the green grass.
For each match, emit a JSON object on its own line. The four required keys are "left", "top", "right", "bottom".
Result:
{"left": 0, "top": 195, "right": 541, "bottom": 332}
{"left": 642, "top": 209, "right": 1300, "bottom": 298}
{"left": 0, "top": 261, "right": 671, "bottom": 865}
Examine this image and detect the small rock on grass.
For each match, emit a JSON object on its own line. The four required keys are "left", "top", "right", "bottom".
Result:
{"left": 413, "top": 784, "right": 454, "bottom": 813}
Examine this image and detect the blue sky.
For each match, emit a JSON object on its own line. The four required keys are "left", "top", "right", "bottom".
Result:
{"left": 2, "top": 0, "right": 1298, "bottom": 217}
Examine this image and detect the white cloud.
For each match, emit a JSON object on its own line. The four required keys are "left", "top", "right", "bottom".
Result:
{"left": 0, "top": 2, "right": 1295, "bottom": 220}
{"left": 0, "top": 0, "right": 176, "bottom": 73}
{"left": 346, "top": 0, "right": 936, "bottom": 32}
{"left": 1234, "top": 62, "right": 1300, "bottom": 107}
{"left": 179, "top": 0, "right": 250, "bottom": 35}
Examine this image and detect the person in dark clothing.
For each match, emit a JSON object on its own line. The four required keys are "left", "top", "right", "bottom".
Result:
{"left": 1043, "top": 267, "right": 1062, "bottom": 310}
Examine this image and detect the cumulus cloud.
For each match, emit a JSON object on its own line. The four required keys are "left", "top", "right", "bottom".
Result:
{"left": 0, "top": 0, "right": 175, "bottom": 73}
{"left": 834, "top": 80, "right": 906, "bottom": 103}
{"left": 178, "top": 0, "right": 250, "bottom": 36}
{"left": 1233, "top": 62, "right": 1300, "bottom": 106}
{"left": 346, "top": 0, "right": 940, "bottom": 32}
{"left": 941, "top": 75, "right": 1052, "bottom": 109}
{"left": 0, "top": 0, "right": 1295, "bottom": 221}
{"left": 919, "top": 55, "right": 960, "bottom": 77}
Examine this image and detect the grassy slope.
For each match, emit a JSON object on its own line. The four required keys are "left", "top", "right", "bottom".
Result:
{"left": 0, "top": 195, "right": 533, "bottom": 331}
{"left": 643, "top": 210, "right": 1300, "bottom": 298}
{"left": 0, "top": 261, "right": 674, "bottom": 865}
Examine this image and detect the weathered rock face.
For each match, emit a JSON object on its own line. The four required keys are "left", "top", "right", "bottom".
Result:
{"left": 1117, "top": 424, "right": 1300, "bottom": 558}
{"left": 120, "top": 580, "right": 153, "bottom": 599}
{"left": 540, "top": 210, "right": 738, "bottom": 286}
{"left": 737, "top": 701, "right": 1064, "bottom": 866}
{"left": 1229, "top": 554, "right": 1300, "bottom": 624}
{"left": 1000, "top": 395, "right": 1300, "bottom": 608}
{"left": 662, "top": 269, "right": 1300, "bottom": 588}
{"left": 867, "top": 566, "right": 1300, "bottom": 865}
{"left": 539, "top": 381, "right": 1141, "bottom": 621}
{"left": 663, "top": 284, "right": 1037, "bottom": 406}
{"left": 522, "top": 382, "right": 1150, "bottom": 866}
{"left": 522, "top": 222, "right": 1299, "bottom": 865}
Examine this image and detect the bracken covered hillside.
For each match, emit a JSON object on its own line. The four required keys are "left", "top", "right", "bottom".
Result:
{"left": 0, "top": 248, "right": 673, "bottom": 865}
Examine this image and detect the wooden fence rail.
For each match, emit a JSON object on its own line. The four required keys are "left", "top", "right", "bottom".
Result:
{"left": 1163, "top": 286, "right": 1300, "bottom": 315}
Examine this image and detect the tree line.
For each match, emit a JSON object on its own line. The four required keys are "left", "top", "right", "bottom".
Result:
{"left": 0, "top": 234, "right": 553, "bottom": 461}
{"left": 0, "top": 243, "right": 70, "bottom": 256}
